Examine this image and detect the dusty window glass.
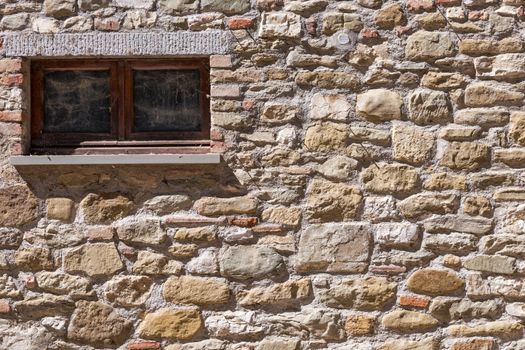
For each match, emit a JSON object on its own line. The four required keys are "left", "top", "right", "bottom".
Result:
{"left": 43, "top": 70, "right": 111, "bottom": 133}
{"left": 133, "top": 69, "right": 202, "bottom": 132}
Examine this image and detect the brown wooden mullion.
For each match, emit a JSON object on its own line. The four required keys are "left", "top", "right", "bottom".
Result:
{"left": 117, "top": 61, "right": 127, "bottom": 141}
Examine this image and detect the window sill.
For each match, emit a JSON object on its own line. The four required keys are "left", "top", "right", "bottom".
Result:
{"left": 10, "top": 154, "right": 222, "bottom": 166}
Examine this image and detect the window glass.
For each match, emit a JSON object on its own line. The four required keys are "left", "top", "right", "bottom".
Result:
{"left": 43, "top": 70, "right": 111, "bottom": 133}
{"left": 133, "top": 69, "right": 201, "bottom": 132}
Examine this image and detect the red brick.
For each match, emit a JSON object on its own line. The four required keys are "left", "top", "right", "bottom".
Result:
{"left": 95, "top": 17, "right": 120, "bottom": 31}
{"left": 0, "top": 111, "right": 23, "bottom": 123}
{"left": 210, "top": 55, "right": 232, "bottom": 68}
{"left": 360, "top": 28, "right": 379, "bottom": 39}
{"left": 227, "top": 216, "right": 258, "bottom": 227}
{"left": 0, "top": 122, "right": 22, "bottom": 136}
{"left": 251, "top": 223, "right": 286, "bottom": 234}
{"left": 469, "top": 11, "right": 488, "bottom": 21}
{"left": 305, "top": 17, "right": 317, "bottom": 35}
{"left": 407, "top": 0, "right": 435, "bottom": 12}
{"left": 0, "top": 59, "right": 22, "bottom": 73}
{"left": 436, "top": 0, "right": 460, "bottom": 5}
{"left": 0, "top": 300, "right": 11, "bottom": 314}
{"left": 243, "top": 99, "right": 256, "bottom": 110}
{"left": 210, "top": 128, "right": 224, "bottom": 141}
{"left": 210, "top": 140, "right": 227, "bottom": 153}
{"left": 10, "top": 142, "right": 24, "bottom": 156}
{"left": 23, "top": 274, "right": 37, "bottom": 289}
{"left": 127, "top": 341, "right": 161, "bottom": 350}
{"left": 399, "top": 294, "right": 430, "bottom": 309}
{"left": 0, "top": 74, "right": 23, "bottom": 86}
{"left": 228, "top": 17, "right": 255, "bottom": 30}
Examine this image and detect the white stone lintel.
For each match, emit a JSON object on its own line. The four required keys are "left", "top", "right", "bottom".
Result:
{"left": 2, "top": 31, "right": 232, "bottom": 57}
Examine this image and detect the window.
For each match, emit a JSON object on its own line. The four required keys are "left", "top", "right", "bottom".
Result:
{"left": 30, "top": 59, "right": 210, "bottom": 154}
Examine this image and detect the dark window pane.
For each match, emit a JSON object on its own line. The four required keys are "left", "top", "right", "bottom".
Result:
{"left": 43, "top": 70, "right": 111, "bottom": 133}
{"left": 133, "top": 69, "right": 201, "bottom": 132}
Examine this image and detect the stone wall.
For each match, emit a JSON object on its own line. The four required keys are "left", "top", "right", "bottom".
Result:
{"left": 0, "top": 0, "right": 525, "bottom": 349}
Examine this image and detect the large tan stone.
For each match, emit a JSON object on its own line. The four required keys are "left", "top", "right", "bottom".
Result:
{"left": 174, "top": 227, "right": 217, "bottom": 242}
{"left": 447, "top": 320, "right": 523, "bottom": 339}
{"left": 296, "top": 223, "right": 371, "bottom": 273}
{"left": 104, "top": 275, "right": 153, "bottom": 307}
{"left": 509, "top": 111, "right": 525, "bottom": 146}
{"left": 321, "top": 276, "right": 397, "bottom": 310}
{"left": 440, "top": 142, "right": 490, "bottom": 171}
{"left": 407, "top": 268, "right": 465, "bottom": 295}
{"left": 138, "top": 308, "right": 202, "bottom": 340}
{"left": 399, "top": 193, "right": 459, "bottom": 219}
{"left": 454, "top": 108, "right": 509, "bottom": 129}
{"left": 459, "top": 37, "right": 524, "bottom": 55}
{"left": 345, "top": 314, "right": 375, "bottom": 336}
{"left": 261, "top": 206, "right": 302, "bottom": 227}
{"left": 64, "top": 243, "right": 123, "bottom": 277}
{"left": 68, "top": 301, "right": 132, "bottom": 348}
{"left": 46, "top": 198, "right": 75, "bottom": 222}
{"left": 392, "top": 124, "right": 434, "bottom": 165}
{"left": 356, "top": 89, "right": 402, "bottom": 122}
{"left": 378, "top": 338, "right": 439, "bottom": 350}
{"left": 296, "top": 71, "right": 360, "bottom": 89}
{"left": 361, "top": 163, "right": 419, "bottom": 196}
{"left": 15, "top": 247, "right": 54, "bottom": 271}
{"left": 36, "top": 272, "right": 92, "bottom": 298}
{"left": 193, "top": 196, "right": 257, "bottom": 216}
{"left": 382, "top": 310, "right": 439, "bottom": 333}
{"left": 238, "top": 278, "right": 311, "bottom": 308}
{"left": 44, "top": 0, "right": 76, "bottom": 18}
{"left": 80, "top": 193, "right": 133, "bottom": 225}
{"left": 306, "top": 179, "right": 362, "bottom": 221}
{"left": 162, "top": 276, "right": 230, "bottom": 305}
{"left": 406, "top": 31, "right": 455, "bottom": 61}
{"left": 421, "top": 72, "right": 467, "bottom": 90}
{"left": 424, "top": 173, "right": 467, "bottom": 191}
{"left": 14, "top": 293, "right": 74, "bottom": 319}
{"left": 132, "top": 250, "right": 183, "bottom": 275}
{"left": 375, "top": 3, "right": 405, "bottom": 29}
{"left": 304, "top": 123, "right": 348, "bottom": 152}
{"left": 261, "top": 104, "right": 298, "bottom": 125}
{"left": 465, "top": 82, "right": 524, "bottom": 107}
{"left": 408, "top": 89, "right": 451, "bottom": 125}
{"left": 0, "top": 185, "right": 39, "bottom": 227}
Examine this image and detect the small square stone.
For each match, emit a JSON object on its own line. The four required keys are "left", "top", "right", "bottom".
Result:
{"left": 47, "top": 197, "right": 75, "bottom": 222}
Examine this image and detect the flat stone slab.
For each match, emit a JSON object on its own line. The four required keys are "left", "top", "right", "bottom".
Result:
{"left": 2, "top": 32, "right": 232, "bottom": 57}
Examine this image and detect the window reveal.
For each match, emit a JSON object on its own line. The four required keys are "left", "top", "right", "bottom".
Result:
{"left": 31, "top": 59, "right": 210, "bottom": 153}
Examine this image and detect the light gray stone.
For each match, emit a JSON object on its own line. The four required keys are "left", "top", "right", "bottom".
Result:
{"left": 296, "top": 223, "right": 371, "bottom": 273}
{"left": 220, "top": 246, "right": 284, "bottom": 280}
{"left": 375, "top": 223, "right": 420, "bottom": 249}
{"left": 115, "top": 217, "right": 167, "bottom": 245}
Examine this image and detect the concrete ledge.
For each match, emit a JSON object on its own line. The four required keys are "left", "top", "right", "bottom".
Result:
{"left": 10, "top": 154, "right": 222, "bottom": 166}
{"left": 3, "top": 31, "right": 232, "bottom": 57}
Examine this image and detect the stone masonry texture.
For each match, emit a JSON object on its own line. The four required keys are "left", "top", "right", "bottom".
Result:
{"left": 0, "top": 0, "right": 525, "bottom": 349}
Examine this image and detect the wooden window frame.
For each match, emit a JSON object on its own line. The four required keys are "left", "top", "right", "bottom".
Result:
{"left": 30, "top": 58, "right": 211, "bottom": 154}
